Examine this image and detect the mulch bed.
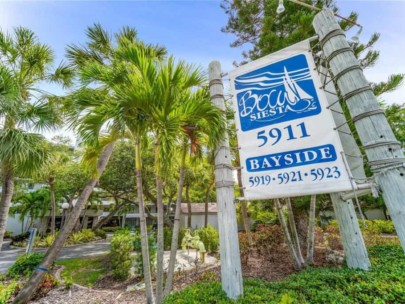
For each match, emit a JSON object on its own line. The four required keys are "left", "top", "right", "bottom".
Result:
{"left": 242, "top": 246, "right": 330, "bottom": 282}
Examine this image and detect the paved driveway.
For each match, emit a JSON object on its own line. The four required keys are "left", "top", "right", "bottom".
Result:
{"left": 0, "top": 240, "right": 110, "bottom": 273}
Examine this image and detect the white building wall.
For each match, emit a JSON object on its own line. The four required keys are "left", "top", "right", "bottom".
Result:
{"left": 180, "top": 214, "right": 218, "bottom": 230}
{"left": 5, "top": 215, "right": 40, "bottom": 236}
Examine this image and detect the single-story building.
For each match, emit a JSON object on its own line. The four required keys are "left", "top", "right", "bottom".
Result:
{"left": 180, "top": 203, "right": 218, "bottom": 230}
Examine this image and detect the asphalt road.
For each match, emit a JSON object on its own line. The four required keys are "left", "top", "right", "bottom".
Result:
{"left": 0, "top": 240, "right": 110, "bottom": 273}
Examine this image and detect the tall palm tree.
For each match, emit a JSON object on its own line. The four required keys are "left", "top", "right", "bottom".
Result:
{"left": 35, "top": 144, "right": 71, "bottom": 235}
{"left": 163, "top": 89, "right": 225, "bottom": 298}
{"left": 14, "top": 25, "right": 166, "bottom": 304}
{"left": 0, "top": 27, "right": 73, "bottom": 251}
{"left": 118, "top": 55, "right": 225, "bottom": 302}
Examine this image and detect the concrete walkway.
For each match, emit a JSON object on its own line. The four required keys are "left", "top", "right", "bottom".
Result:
{"left": 0, "top": 240, "right": 219, "bottom": 275}
{"left": 0, "top": 240, "right": 110, "bottom": 273}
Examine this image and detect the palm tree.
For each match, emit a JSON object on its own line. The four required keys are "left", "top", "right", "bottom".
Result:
{"left": 0, "top": 27, "right": 73, "bottom": 251}
{"left": 10, "top": 189, "right": 50, "bottom": 232}
{"left": 118, "top": 54, "right": 225, "bottom": 302}
{"left": 163, "top": 90, "right": 225, "bottom": 298}
{"left": 14, "top": 25, "right": 166, "bottom": 304}
{"left": 35, "top": 143, "right": 71, "bottom": 235}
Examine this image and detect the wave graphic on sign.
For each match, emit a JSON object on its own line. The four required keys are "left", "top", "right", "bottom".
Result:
{"left": 236, "top": 66, "right": 317, "bottom": 124}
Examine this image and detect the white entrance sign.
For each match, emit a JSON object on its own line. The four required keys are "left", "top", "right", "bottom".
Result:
{"left": 229, "top": 40, "right": 353, "bottom": 200}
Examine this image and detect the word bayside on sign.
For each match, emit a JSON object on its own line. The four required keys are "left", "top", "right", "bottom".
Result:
{"left": 229, "top": 40, "right": 353, "bottom": 199}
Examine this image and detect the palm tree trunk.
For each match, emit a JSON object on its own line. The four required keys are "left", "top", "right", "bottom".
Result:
{"left": 0, "top": 165, "right": 14, "bottom": 252}
{"left": 186, "top": 185, "right": 191, "bottom": 228}
{"left": 49, "top": 178, "right": 56, "bottom": 235}
{"left": 155, "top": 142, "right": 164, "bottom": 304}
{"left": 163, "top": 143, "right": 187, "bottom": 298}
{"left": 13, "top": 141, "right": 115, "bottom": 304}
{"left": 274, "top": 199, "right": 302, "bottom": 270}
{"left": 79, "top": 199, "right": 92, "bottom": 230}
{"left": 285, "top": 197, "right": 305, "bottom": 266}
{"left": 237, "top": 167, "right": 252, "bottom": 244}
{"left": 134, "top": 139, "right": 155, "bottom": 304}
{"left": 306, "top": 195, "right": 316, "bottom": 265}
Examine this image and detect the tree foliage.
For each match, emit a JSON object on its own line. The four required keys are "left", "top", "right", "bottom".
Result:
{"left": 221, "top": 0, "right": 403, "bottom": 93}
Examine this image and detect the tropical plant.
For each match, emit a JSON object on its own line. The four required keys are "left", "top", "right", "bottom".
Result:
{"left": 164, "top": 245, "right": 405, "bottom": 304}
{"left": 0, "top": 27, "right": 73, "bottom": 251}
{"left": 10, "top": 189, "right": 51, "bottom": 232}
{"left": 194, "top": 225, "right": 220, "bottom": 253}
{"left": 110, "top": 230, "right": 134, "bottom": 280}
{"left": 34, "top": 138, "right": 73, "bottom": 235}
{"left": 134, "top": 231, "right": 157, "bottom": 279}
{"left": 6, "top": 253, "right": 45, "bottom": 279}
{"left": 13, "top": 24, "right": 164, "bottom": 302}
{"left": 162, "top": 97, "right": 225, "bottom": 298}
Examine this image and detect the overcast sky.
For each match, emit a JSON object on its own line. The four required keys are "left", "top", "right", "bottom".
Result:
{"left": 0, "top": 0, "right": 404, "bottom": 140}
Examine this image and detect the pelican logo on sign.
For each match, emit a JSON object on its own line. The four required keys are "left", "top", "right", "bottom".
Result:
{"left": 235, "top": 54, "right": 321, "bottom": 131}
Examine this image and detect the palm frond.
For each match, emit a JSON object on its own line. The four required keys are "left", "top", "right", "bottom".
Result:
{"left": 0, "top": 128, "right": 53, "bottom": 175}
{"left": 87, "top": 23, "right": 112, "bottom": 57}
{"left": 48, "top": 62, "right": 75, "bottom": 88}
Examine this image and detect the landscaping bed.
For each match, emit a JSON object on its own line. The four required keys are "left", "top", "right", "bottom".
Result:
{"left": 164, "top": 245, "right": 405, "bottom": 304}
{"left": 11, "top": 229, "right": 106, "bottom": 248}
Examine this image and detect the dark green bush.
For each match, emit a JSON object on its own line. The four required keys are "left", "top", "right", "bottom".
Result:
{"left": 367, "top": 220, "right": 396, "bottom": 234}
{"left": 110, "top": 230, "right": 134, "bottom": 280}
{"left": 4, "top": 230, "right": 13, "bottom": 238}
{"left": 7, "top": 253, "right": 45, "bottom": 278}
{"left": 94, "top": 229, "right": 107, "bottom": 239}
{"left": 328, "top": 220, "right": 396, "bottom": 235}
{"left": 252, "top": 210, "right": 278, "bottom": 230}
{"left": 164, "top": 227, "right": 173, "bottom": 251}
{"left": 10, "top": 232, "right": 30, "bottom": 243}
{"left": 194, "top": 225, "right": 219, "bottom": 253}
{"left": 101, "top": 226, "right": 121, "bottom": 233}
{"left": 164, "top": 245, "right": 405, "bottom": 304}
{"left": 133, "top": 232, "right": 156, "bottom": 278}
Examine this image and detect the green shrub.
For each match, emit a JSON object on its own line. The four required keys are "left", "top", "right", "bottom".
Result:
{"left": 10, "top": 232, "right": 29, "bottom": 244}
{"left": 110, "top": 230, "right": 134, "bottom": 280}
{"left": 67, "top": 229, "right": 98, "bottom": 245}
{"left": 365, "top": 220, "right": 395, "bottom": 234}
{"left": 4, "top": 230, "right": 13, "bottom": 239}
{"left": 252, "top": 210, "right": 278, "bottom": 230}
{"left": 0, "top": 280, "right": 19, "bottom": 304}
{"left": 101, "top": 226, "right": 121, "bottom": 233}
{"left": 79, "top": 229, "right": 96, "bottom": 242}
{"left": 7, "top": 253, "right": 45, "bottom": 278}
{"left": 328, "top": 219, "right": 396, "bottom": 235}
{"left": 164, "top": 245, "right": 405, "bottom": 304}
{"left": 94, "top": 229, "right": 107, "bottom": 239}
{"left": 164, "top": 227, "right": 172, "bottom": 250}
{"left": 133, "top": 232, "right": 156, "bottom": 278}
{"left": 178, "top": 228, "right": 188, "bottom": 248}
{"left": 194, "top": 225, "right": 219, "bottom": 253}
{"left": 68, "top": 232, "right": 84, "bottom": 244}
{"left": 41, "top": 234, "right": 56, "bottom": 247}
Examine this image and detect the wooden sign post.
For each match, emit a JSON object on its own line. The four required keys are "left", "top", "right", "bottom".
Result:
{"left": 209, "top": 61, "right": 243, "bottom": 300}
{"left": 313, "top": 9, "right": 405, "bottom": 252}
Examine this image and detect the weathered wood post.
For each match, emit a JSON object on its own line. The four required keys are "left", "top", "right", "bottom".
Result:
{"left": 320, "top": 67, "right": 370, "bottom": 270}
{"left": 209, "top": 61, "right": 243, "bottom": 299}
{"left": 314, "top": 9, "right": 405, "bottom": 251}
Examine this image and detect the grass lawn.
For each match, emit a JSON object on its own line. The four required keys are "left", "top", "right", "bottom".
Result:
{"left": 164, "top": 246, "right": 405, "bottom": 304}
{"left": 56, "top": 255, "right": 107, "bottom": 287}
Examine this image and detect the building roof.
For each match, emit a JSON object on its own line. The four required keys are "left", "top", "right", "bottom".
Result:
{"left": 180, "top": 203, "right": 217, "bottom": 214}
